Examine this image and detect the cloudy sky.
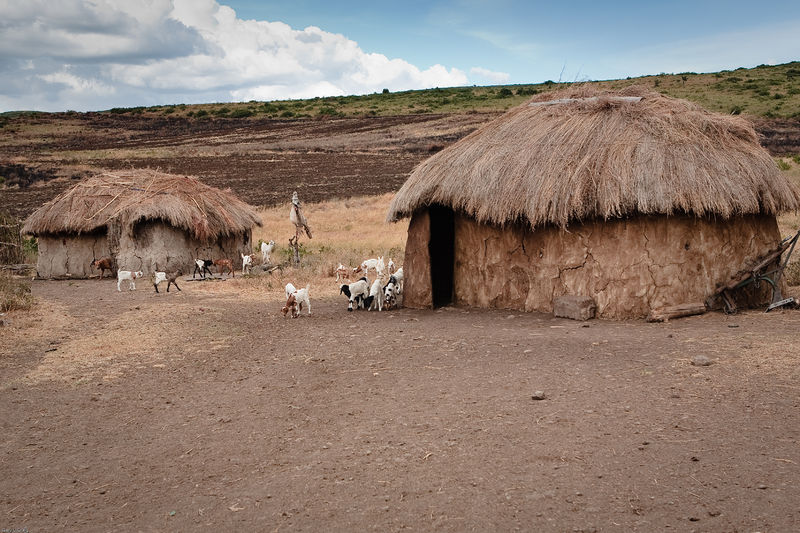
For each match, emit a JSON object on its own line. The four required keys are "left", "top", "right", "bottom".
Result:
{"left": 1, "top": 0, "right": 799, "bottom": 112}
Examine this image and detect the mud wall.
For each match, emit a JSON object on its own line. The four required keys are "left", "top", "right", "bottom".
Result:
{"left": 402, "top": 210, "right": 434, "bottom": 309}
{"left": 36, "top": 222, "right": 253, "bottom": 278}
{"left": 36, "top": 233, "right": 111, "bottom": 279}
{"left": 116, "top": 221, "right": 252, "bottom": 275}
{"left": 452, "top": 214, "right": 781, "bottom": 318}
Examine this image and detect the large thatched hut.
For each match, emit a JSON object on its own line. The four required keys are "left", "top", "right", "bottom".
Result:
{"left": 22, "top": 170, "right": 262, "bottom": 278}
{"left": 387, "top": 87, "right": 800, "bottom": 318}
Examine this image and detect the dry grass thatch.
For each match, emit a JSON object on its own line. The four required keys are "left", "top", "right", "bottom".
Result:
{"left": 387, "top": 86, "right": 800, "bottom": 227}
{"left": 22, "top": 170, "right": 261, "bottom": 240}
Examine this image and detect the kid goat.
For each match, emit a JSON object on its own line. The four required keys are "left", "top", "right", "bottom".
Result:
{"left": 153, "top": 269, "right": 183, "bottom": 293}
{"left": 117, "top": 270, "right": 144, "bottom": 291}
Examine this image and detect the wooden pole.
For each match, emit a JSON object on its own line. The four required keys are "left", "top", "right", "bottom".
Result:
{"left": 646, "top": 302, "right": 707, "bottom": 322}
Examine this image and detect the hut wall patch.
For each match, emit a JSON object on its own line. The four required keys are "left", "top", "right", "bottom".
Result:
{"left": 450, "top": 213, "right": 780, "bottom": 319}
{"left": 402, "top": 210, "right": 433, "bottom": 309}
{"left": 36, "top": 233, "right": 111, "bottom": 279}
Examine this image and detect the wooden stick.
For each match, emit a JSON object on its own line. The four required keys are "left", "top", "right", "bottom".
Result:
{"left": 646, "top": 302, "right": 707, "bottom": 322}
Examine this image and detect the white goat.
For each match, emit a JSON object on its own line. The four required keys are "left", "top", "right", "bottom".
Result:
{"left": 282, "top": 282, "right": 311, "bottom": 317}
{"left": 355, "top": 256, "right": 385, "bottom": 278}
{"left": 364, "top": 278, "right": 383, "bottom": 312}
{"left": 393, "top": 267, "right": 403, "bottom": 294}
{"left": 261, "top": 240, "right": 276, "bottom": 264}
{"left": 387, "top": 258, "right": 396, "bottom": 275}
{"left": 334, "top": 263, "right": 351, "bottom": 282}
{"left": 117, "top": 270, "right": 144, "bottom": 291}
{"left": 241, "top": 253, "right": 256, "bottom": 274}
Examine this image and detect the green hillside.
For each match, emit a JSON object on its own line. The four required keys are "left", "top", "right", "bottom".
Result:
{"left": 79, "top": 61, "right": 800, "bottom": 120}
{"left": 3, "top": 61, "right": 799, "bottom": 121}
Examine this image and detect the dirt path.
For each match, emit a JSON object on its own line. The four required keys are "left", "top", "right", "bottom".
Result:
{"left": 1, "top": 280, "right": 799, "bottom": 531}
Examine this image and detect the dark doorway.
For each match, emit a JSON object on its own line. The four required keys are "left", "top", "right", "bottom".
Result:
{"left": 428, "top": 205, "right": 455, "bottom": 307}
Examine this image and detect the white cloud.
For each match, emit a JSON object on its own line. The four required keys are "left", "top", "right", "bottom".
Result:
{"left": 0, "top": 0, "right": 468, "bottom": 111}
{"left": 469, "top": 67, "right": 510, "bottom": 84}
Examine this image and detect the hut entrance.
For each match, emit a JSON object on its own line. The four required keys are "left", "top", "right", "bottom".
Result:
{"left": 428, "top": 205, "right": 455, "bottom": 307}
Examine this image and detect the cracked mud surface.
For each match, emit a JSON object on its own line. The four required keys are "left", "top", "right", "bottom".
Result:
{"left": 1, "top": 279, "right": 799, "bottom": 531}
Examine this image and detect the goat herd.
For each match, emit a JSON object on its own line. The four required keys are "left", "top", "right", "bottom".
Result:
{"left": 90, "top": 246, "right": 403, "bottom": 318}
{"left": 283, "top": 255, "right": 404, "bottom": 318}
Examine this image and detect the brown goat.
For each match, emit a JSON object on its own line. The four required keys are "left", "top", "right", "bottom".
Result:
{"left": 90, "top": 256, "right": 115, "bottom": 279}
{"left": 213, "top": 258, "right": 234, "bottom": 278}
{"left": 153, "top": 269, "right": 183, "bottom": 293}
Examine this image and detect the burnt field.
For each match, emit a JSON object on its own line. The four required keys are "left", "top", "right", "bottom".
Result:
{"left": 2, "top": 112, "right": 799, "bottom": 219}
{"left": 0, "top": 112, "right": 496, "bottom": 218}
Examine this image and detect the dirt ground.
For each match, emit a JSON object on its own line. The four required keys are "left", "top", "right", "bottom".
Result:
{"left": 1, "top": 278, "right": 799, "bottom": 532}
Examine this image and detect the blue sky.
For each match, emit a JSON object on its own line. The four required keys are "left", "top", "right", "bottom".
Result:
{"left": 1, "top": 0, "right": 799, "bottom": 111}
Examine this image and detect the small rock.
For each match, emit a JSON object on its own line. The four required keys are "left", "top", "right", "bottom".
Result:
{"left": 531, "top": 391, "right": 546, "bottom": 400}
{"left": 691, "top": 355, "right": 712, "bottom": 366}
{"left": 757, "top": 484, "right": 768, "bottom": 490}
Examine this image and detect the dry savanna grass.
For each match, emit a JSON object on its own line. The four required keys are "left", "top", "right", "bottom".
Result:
{"left": 224, "top": 193, "right": 408, "bottom": 300}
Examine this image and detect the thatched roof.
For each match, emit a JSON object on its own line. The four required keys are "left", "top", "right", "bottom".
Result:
{"left": 22, "top": 170, "right": 262, "bottom": 240}
{"left": 387, "top": 86, "right": 800, "bottom": 227}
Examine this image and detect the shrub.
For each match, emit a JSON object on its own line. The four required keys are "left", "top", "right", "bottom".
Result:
{"left": 229, "top": 108, "right": 253, "bottom": 118}
{"left": 497, "top": 88, "right": 513, "bottom": 98}
{"left": 777, "top": 159, "right": 791, "bottom": 171}
{"left": 194, "top": 110, "right": 208, "bottom": 118}
{"left": 730, "top": 105, "right": 744, "bottom": 115}
{"left": 317, "top": 106, "right": 340, "bottom": 116}
{"left": 792, "top": 154, "right": 800, "bottom": 165}
{"left": 0, "top": 272, "right": 33, "bottom": 312}
{"left": 280, "top": 110, "right": 295, "bottom": 118}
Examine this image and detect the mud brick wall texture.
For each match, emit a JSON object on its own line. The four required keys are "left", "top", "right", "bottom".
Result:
{"left": 404, "top": 211, "right": 780, "bottom": 319}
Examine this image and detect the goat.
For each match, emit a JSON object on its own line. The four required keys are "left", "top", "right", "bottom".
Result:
{"left": 213, "top": 258, "right": 234, "bottom": 278}
{"left": 393, "top": 267, "right": 404, "bottom": 294}
{"left": 117, "top": 270, "right": 144, "bottom": 291}
{"left": 341, "top": 278, "right": 369, "bottom": 312}
{"left": 383, "top": 276, "right": 398, "bottom": 310}
{"left": 363, "top": 278, "right": 383, "bottom": 312}
{"left": 153, "top": 269, "right": 183, "bottom": 293}
{"left": 334, "top": 263, "right": 351, "bottom": 282}
{"left": 354, "top": 256, "right": 385, "bottom": 278}
{"left": 260, "top": 240, "right": 276, "bottom": 264}
{"left": 90, "top": 256, "right": 115, "bottom": 279}
{"left": 241, "top": 253, "right": 256, "bottom": 275}
{"left": 387, "top": 258, "right": 396, "bottom": 275}
{"left": 193, "top": 259, "right": 213, "bottom": 279}
{"left": 282, "top": 283, "right": 311, "bottom": 318}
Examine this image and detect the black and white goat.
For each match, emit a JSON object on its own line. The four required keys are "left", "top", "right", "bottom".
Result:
{"left": 193, "top": 259, "right": 213, "bottom": 279}
{"left": 340, "top": 277, "right": 369, "bottom": 311}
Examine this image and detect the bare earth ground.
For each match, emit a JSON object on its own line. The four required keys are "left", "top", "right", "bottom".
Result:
{"left": 1, "top": 279, "right": 799, "bottom": 532}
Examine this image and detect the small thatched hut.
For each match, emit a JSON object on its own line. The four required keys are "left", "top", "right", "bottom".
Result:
{"left": 387, "top": 87, "right": 800, "bottom": 318}
{"left": 22, "top": 170, "right": 262, "bottom": 278}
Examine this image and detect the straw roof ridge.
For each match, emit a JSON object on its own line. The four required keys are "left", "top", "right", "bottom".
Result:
{"left": 22, "top": 169, "right": 262, "bottom": 240}
{"left": 387, "top": 85, "right": 800, "bottom": 227}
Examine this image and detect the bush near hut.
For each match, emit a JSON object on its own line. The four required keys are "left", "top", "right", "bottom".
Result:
{"left": 0, "top": 271, "right": 33, "bottom": 312}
